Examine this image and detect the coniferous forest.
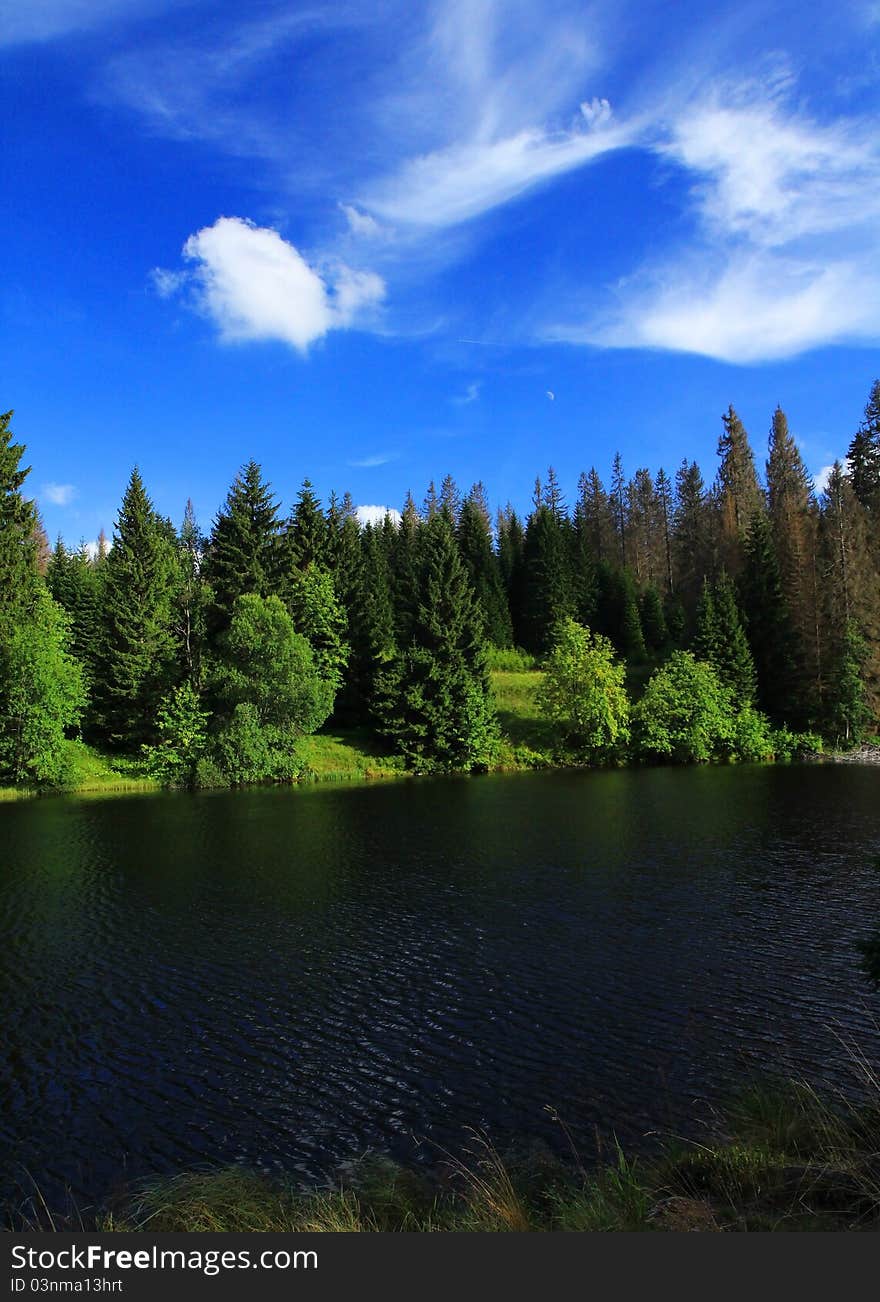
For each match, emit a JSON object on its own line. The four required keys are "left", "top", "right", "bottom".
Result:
{"left": 2, "top": 384, "right": 879, "bottom": 791}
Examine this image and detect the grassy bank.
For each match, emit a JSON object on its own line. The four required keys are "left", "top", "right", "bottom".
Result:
{"left": 0, "top": 669, "right": 550, "bottom": 802}
{"left": 11, "top": 1078, "right": 880, "bottom": 1232}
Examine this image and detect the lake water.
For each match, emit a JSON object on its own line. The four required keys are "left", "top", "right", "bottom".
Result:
{"left": 2, "top": 766, "right": 879, "bottom": 1207}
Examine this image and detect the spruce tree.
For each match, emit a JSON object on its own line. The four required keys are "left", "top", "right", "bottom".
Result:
{"left": 740, "top": 512, "right": 796, "bottom": 721}
{"left": 204, "top": 460, "right": 282, "bottom": 632}
{"left": 0, "top": 411, "right": 39, "bottom": 629}
{"left": 340, "top": 523, "right": 397, "bottom": 725}
{"left": 92, "top": 468, "right": 179, "bottom": 748}
{"left": 716, "top": 406, "right": 763, "bottom": 574}
{"left": 766, "top": 406, "right": 819, "bottom": 722}
{"left": 283, "top": 478, "right": 328, "bottom": 572}
{"left": 673, "top": 459, "right": 712, "bottom": 624}
{"left": 639, "top": 585, "right": 668, "bottom": 655}
{"left": 377, "top": 512, "right": 497, "bottom": 771}
{"left": 697, "top": 573, "right": 756, "bottom": 708}
{"left": 456, "top": 493, "right": 513, "bottom": 647}
{"left": 496, "top": 504, "right": 526, "bottom": 644}
{"left": 520, "top": 504, "right": 575, "bottom": 654}
{"left": 176, "top": 500, "right": 209, "bottom": 690}
{"left": 847, "top": 379, "right": 880, "bottom": 511}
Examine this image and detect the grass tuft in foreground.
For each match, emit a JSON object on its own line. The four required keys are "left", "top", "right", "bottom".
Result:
{"left": 11, "top": 1074, "right": 880, "bottom": 1234}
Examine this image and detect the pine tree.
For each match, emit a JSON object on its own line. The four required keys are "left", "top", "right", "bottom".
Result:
{"left": 610, "top": 452, "right": 627, "bottom": 567}
{"left": 0, "top": 411, "right": 39, "bottom": 629}
{"left": 673, "top": 459, "right": 712, "bottom": 621}
{"left": 439, "top": 473, "right": 461, "bottom": 524}
{"left": 766, "top": 406, "right": 819, "bottom": 722}
{"left": 701, "top": 573, "right": 756, "bottom": 708}
{"left": 496, "top": 505, "right": 525, "bottom": 641}
{"left": 176, "top": 500, "right": 208, "bottom": 690}
{"left": 456, "top": 493, "right": 513, "bottom": 647}
{"left": 818, "top": 463, "right": 880, "bottom": 723}
{"left": 92, "top": 468, "right": 179, "bottom": 748}
{"left": 204, "top": 460, "right": 282, "bottom": 632}
{"left": 655, "top": 468, "right": 674, "bottom": 595}
{"left": 46, "top": 538, "right": 102, "bottom": 686}
{"left": 740, "top": 512, "right": 796, "bottom": 721}
{"left": 340, "top": 523, "right": 397, "bottom": 725}
{"left": 639, "top": 585, "right": 668, "bottom": 655}
{"left": 577, "top": 469, "right": 616, "bottom": 564}
{"left": 520, "top": 504, "right": 575, "bottom": 654}
{"left": 283, "top": 478, "right": 328, "bottom": 572}
{"left": 377, "top": 512, "right": 497, "bottom": 771}
{"left": 847, "top": 379, "right": 880, "bottom": 511}
{"left": 716, "top": 406, "right": 763, "bottom": 574}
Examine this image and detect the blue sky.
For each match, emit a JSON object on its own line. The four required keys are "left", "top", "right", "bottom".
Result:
{"left": 3, "top": 0, "right": 880, "bottom": 544}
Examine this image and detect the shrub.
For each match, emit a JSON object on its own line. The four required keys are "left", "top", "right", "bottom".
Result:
{"left": 633, "top": 651, "right": 733, "bottom": 763}
{"left": 537, "top": 618, "right": 630, "bottom": 762}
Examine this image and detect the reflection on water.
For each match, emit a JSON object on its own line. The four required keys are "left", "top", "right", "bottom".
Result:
{"left": 1, "top": 765, "right": 879, "bottom": 1204}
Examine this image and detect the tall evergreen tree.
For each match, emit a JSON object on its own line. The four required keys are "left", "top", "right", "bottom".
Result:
{"left": 716, "top": 406, "right": 763, "bottom": 575}
{"left": 340, "top": 523, "right": 397, "bottom": 724}
{"left": 520, "top": 504, "right": 574, "bottom": 654}
{"left": 377, "top": 512, "right": 497, "bottom": 771}
{"left": 0, "top": 411, "right": 39, "bottom": 630}
{"left": 204, "top": 461, "right": 282, "bottom": 632}
{"left": 695, "top": 573, "right": 756, "bottom": 708}
{"left": 92, "top": 468, "right": 179, "bottom": 747}
{"left": 176, "top": 500, "right": 209, "bottom": 690}
{"left": 766, "top": 406, "right": 819, "bottom": 722}
{"left": 673, "top": 459, "right": 712, "bottom": 621}
{"left": 740, "top": 511, "right": 797, "bottom": 721}
{"left": 456, "top": 493, "right": 513, "bottom": 647}
{"left": 847, "top": 379, "right": 880, "bottom": 511}
{"left": 577, "top": 469, "right": 616, "bottom": 564}
{"left": 283, "top": 478, "right": 328, "bottom": 572}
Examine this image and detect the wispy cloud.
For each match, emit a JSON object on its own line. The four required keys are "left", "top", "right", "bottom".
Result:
{"left": 42, "top": 482, "right": 77, "bottom": 506}
{"left": 156, "top": 216, "right": 384, "bottom": 352}
{"left": 362, "top": 115, "right": 634, "bottom": 228}
{"left": 452, "top": 381, "right": 481, "bottom": 406}
{"left": 552, "top": 79, "right": 880, "bottom": 362}
{"left": 348, "top": 452, "right": 397, "bottom": 468}
{"left": 0, "top": 0, "right": 175, "bottom": 47}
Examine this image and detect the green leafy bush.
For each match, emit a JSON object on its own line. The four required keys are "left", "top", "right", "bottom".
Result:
{"left": 537, "top": 618, "right": 630, "bottom": 762}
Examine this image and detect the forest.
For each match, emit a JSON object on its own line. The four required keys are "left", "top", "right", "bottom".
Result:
{"left": 1, "top": 383, "right": 879, "bottom": 790}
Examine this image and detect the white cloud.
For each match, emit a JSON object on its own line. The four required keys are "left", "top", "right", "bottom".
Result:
{"left": 348, "top": 453, "right": 397, "bottom": 468}
{"left": 363, "top": 117, "right": 632, "bottom": 228}
{"left": 572, "top": 251, "right": 880, "bottom": 363}
{"left": 814, "top": 458, "right": 851, "bottom": 494}
{"left": 339, "top": 204, "right": 388, "bottom": 239}
{"left": 553, "top": 81, "right": 880, "bottom": 363}
{"left": 163, "top": 217, "right": 384, "bottom": 352}
{"left": 660, "top": 92, "right": 880, "bottom": 247}
{"left": 546, "top": 389, "right": 555, "bottom": 401}
{"left": 452, "top": 381, "right": 481, "bottom": 406}
{"left": 83, "top": 537, "right": 111, "bottom": 561}
{"left": 355, "top": 504, "right": 402, "bottom": 527}
{"left": 580, "top": 97, "right": 612, "bottom": 127}
{"left": 150, "top": 267, "right": 187, "bottom": 298}
{"left": 42, "top": 482, "right": 77, "bottom": 506}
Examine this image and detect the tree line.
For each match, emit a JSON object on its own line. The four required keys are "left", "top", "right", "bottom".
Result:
{"left": 1, "top": 382, "right": 878, "bottom": 786}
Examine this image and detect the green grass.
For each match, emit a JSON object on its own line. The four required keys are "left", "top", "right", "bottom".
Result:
{"left": 13, "top": 1073, "right": 880, "bottom": 1232}
{"left": 296, "top": 728, "right": 408, "bottom": 783}
{"left": 0, "top": 740, "right": 158, "bottom": 802}
{"left": 490, "top": 668, "right": 556, "bottom": 765}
